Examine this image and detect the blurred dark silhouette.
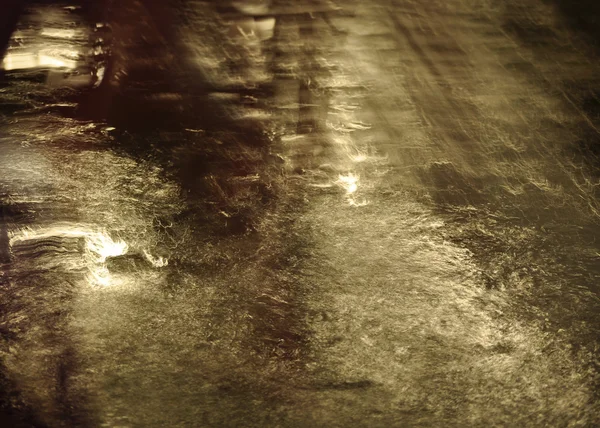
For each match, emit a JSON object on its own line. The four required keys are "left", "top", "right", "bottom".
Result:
{"left": 548, "top": 0, "right": 600, "bottom": 48}
{"left": 0, "top": 0, "right": 24, "bottom": 61}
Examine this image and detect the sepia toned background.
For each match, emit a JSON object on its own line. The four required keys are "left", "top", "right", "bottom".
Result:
{"left": 1, "top": 0, "right": 600, "bottom": 426}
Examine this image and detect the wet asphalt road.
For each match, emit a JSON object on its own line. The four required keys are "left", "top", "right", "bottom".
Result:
{"left": 1, "top": 0, "right": 600, "bottom": 426}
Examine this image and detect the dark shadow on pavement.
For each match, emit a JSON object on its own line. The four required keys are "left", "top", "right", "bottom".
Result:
{"left": 546, "top": 0, "right": 600, "bottom": 48}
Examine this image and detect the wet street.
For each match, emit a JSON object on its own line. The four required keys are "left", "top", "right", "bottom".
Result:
{"left": 1, "top": 0, "right": 600, "bottom": 426}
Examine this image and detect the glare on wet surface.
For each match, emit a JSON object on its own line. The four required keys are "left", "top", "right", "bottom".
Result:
{"left": 1, "top": 6, "right": 87, "bottom": 81}
{"left": 3, "top": 51, "right": 78, "bottom": 71}
{"left": 0, "top": 0, "right": 600, "bottom": 426}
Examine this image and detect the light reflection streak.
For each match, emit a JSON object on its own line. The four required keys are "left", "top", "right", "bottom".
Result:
{"left": 40, "top": 29, "right": 80, "bottom": 39}
{"left": 89, "top": 265, "right": 112, "bottom": 287}
{"left": 350, "top": 153, "right": 368, "bottom": 162}
{"left": 337, "top": 173, "right": 359, "bottom": 194}
{"left": 337, "top": 173, "right": 370, "bottom": 206}
{"left": 231, "top": 1, "right": 271, "bottom": 15}
{"left": 2, "top": 24, "right": 82, "bottom": 71}
{"left": 84, "top": 231, "right": 129, "bottom": 263}
{"left": 94, "top": 65, "right": 105, "bottom": 87}
{"left": 3, "top": 51, "right": 78, "bottom": 70}
{"left": 10, "top": 226, "right": 129, "bottom": 287}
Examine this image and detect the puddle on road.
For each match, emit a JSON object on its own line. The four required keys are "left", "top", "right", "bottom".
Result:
{"left": 0, "top": 1, "right": 599, "bottom": 427}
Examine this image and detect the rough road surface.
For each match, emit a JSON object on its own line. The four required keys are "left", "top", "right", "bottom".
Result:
{"left": 1, "top": 0, "right": 600, "bottom": 426}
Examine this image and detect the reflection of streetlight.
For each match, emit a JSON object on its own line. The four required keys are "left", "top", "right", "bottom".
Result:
{"left": 11, "top": 226, "right": 129, "bottom": 287}
{"left": 38, "top": 54, "right": 68, "bottom": 68}
{"left": 350, "top": 153, "right": 368, "bottom": 163}
{"left": 84, "top": 231, "right": 128, "bottom": 287}
{"left": 40, "top": 28, "right": 79, "bottom": 39}
{"left": 3, "top": 51, "right": 79, "bottom": 70}
{"left": 88, "top": 265, "right": 113, "bottom": 287}
{"left": 336, "top": 173, "right": 369, "bottom": 207}
{"left": 85, "top": 232, "right": 129, "bottom": 263}
{"left": 2, "top": 21, "right": 82, "bottom": 71}
{"left": 337, "top": 173, "right": 359, "bottom": 194}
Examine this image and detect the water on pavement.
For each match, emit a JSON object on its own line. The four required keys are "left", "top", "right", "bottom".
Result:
{"left": 0, "top": 0, "right": 600, "bottom": 426}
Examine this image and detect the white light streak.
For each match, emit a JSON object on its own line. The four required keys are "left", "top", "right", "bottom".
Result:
{"left": 11, "top": 226, "right": 128, "bottom": 287}
{"left": 337, "top": 173, "right": 359, "bottom": 194}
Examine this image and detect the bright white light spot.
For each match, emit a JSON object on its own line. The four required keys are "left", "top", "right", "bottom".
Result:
{"left": 2, "top": 52, "right": 77, "bottom": 70}
{"left": 337, "top": 173, "right": 359, "bottom": 194}
{"left": 10, "top": 226, "right": 128, "bottom": 287}
{"left": 85, "top": 233, "right": 128, "bottom": 263}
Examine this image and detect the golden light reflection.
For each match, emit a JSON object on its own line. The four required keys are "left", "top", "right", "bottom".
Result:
{"left": 3, "top": 51, "right": 78, "bottom": 70}
{"left": 10, "top": 226, "right": 129, "bottom": 287}
{"left": 336, "top": 173, "right": 370, "bottom": 206}
{"left": 350, "top": 153, "right": 368, "bottom": 162}
{"left": 88, "top": 265, "right": 113, "bottom": 287}
{"left": 2, "top": 24, "right": 82, "bottom": 71}
{"left": 40, "top": 28, "right": 80, "bottom": 39}
{"left": 337, "top": 173, "right": 359, "bottom": 194}
{"left": 85, "top": 232, "right": 129, "bottom": 263}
